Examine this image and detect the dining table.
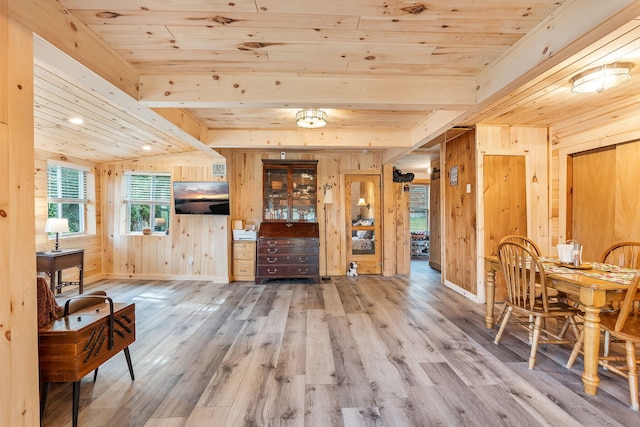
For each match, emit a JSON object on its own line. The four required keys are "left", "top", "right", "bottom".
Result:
{"left": 484, "top": 255, "right": 636, "bottom": 396}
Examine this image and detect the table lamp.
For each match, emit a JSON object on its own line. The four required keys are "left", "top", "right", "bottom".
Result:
{"left": 45, "top": 218, "right": 69, "bottom": 252}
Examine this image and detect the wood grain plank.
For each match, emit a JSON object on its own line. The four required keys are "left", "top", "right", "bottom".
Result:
{"left": 41, "top": 265, "right": 640, "bottom": 427}
{"left": 305, "top": 309, "right": 337, "bottom": 385}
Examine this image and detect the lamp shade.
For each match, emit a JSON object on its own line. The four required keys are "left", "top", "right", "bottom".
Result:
{"left": 357, "top": 198, "right": 367, "bottom": 207}
{"left": 44, "top": 218, "right": 69, "bottom": 233}
{"left": 324, "top": 188, "right": 334, "bottom": 204}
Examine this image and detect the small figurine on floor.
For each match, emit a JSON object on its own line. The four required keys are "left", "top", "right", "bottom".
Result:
{"left": 347, "top": 262, "right": 358, "bottom": 277}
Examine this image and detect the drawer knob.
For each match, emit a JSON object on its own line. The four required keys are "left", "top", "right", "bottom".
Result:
{"left": 297, "top": 268, "right": 309, "bottom": 274}
{"left": 267, "top": 248, "right": 278, "bottom": 254}
{"left": 267, "top": 241, "right": 277, "bottom": 247}
{"left": 267, "top": 268, "right": 278, "bottom": 274}
{"left": 267, "top": 257, "right": 278, "bottom": 263}
{"left": 298, "top": 257, "right": 309, "bottom": 263}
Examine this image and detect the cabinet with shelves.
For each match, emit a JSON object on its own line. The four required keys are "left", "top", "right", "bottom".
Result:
{"left": 263, "top": 160, "right": 318, "bottom": 222}
{"left": 259, "top": 159, "right": 319, "bottom": 283}
{"left": 410, "top": 232, "right": 429, "bottom": 257}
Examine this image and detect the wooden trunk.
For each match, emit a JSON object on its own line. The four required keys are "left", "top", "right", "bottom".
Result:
{"left": 38, "top": 302, "right": 136, "bottom": 383}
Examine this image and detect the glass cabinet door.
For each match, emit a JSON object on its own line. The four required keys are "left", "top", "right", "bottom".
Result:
{"left": 264, "top": 165, "right": 289, "bottom": 221}
{"left": 262, "top": 160, "right": 318, "bottom": 222}
{"left": 291, "top": 166, "right": 316, "bottom": 222}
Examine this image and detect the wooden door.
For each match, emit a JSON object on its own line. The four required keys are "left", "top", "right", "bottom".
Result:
{"left": 483, "top": 155, "right": 527, "bottom": 301}
{"left": 570, "top": 147, "right": 616, "bottom": 261}
{"left": 345, "top": 174, "right": 381, "bottom": 274}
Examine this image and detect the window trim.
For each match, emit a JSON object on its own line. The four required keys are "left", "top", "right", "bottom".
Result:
{"left": 123, "top": 172, "right": 171, "bottom": 235}
{"left": 47, "top": 161, "right": 92, "bottom": 236}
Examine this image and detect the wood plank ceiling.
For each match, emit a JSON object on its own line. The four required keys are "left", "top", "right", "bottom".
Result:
{"left": 27, "top": 1, "right": 640, "bottom": 164}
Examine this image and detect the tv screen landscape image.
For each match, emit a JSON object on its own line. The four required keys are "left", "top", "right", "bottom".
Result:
{"left": 173, "top": 181, "right": 230, "bottom": 215}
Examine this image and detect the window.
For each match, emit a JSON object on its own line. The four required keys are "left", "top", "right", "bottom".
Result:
{"left": 125, "top": 172, "right": 171, "bottom": 233}
{"left": 47, "top": 164, "right": 89, "bottom": 234}
{"left": 409, "top": 184, "right": 429, "bottom": 233}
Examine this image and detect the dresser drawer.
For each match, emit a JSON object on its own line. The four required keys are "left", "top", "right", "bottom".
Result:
{"left": 233, "top": 241, "right": 256, "bottom": 259}
{"left": 257, "top": 254, "right": 319, "bottom": 266}
{"left": 233, "top": 259, "right": 255, "bottom": 276}
{"left": 257, "top": 264, "right": 319, "bottom": 277}
{"left": 258, "top": 243, "right": 319, "bottom": 256}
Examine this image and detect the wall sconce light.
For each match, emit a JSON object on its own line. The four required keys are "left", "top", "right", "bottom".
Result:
{"left": 357, "top": 197, "right": 370, "bottom": 209}
{"left": 296, "top": 108, "right": 327, "bottom": 129}
{"left": 45, "top": 218, "right": 69, "bottom": 252}
{"left": 571, "top": 62, "right": 632, "bottom": 93}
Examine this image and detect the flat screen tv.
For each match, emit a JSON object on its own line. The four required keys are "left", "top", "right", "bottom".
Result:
{"left": 173, "top": 181, "right": 230, "bottom": 215}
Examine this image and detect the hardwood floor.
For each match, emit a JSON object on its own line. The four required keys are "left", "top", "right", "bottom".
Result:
{"left": 41, "top": 261, "right": 640, "bottom": 426}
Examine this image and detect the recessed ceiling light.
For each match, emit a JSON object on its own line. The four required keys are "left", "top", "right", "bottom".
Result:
{"left": 68, "top": 117, "right": 84, "bottom": 125}
{"left": 142, "top": 145, "right": 152, "bottom": 151}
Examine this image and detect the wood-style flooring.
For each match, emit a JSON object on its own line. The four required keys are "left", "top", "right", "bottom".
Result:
{"left": 41, "top": 260, "right": 640, "bottom": 426}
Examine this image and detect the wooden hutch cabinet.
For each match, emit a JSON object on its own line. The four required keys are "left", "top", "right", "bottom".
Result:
{"left": 257, "top": 160, "right": 320, "bottom": 284}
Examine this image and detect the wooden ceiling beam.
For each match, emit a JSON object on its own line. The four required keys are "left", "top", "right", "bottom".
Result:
{"left": 205, "top": 129, "right": 410, "bottom": 150}
{"left": 475, "top": 0, "right": 640, "bottom": 107}
{"left": 138, "top": 73, "right": 477, "bottom": 109}
{"left": 10, "top": 0, "right": 139, "bottom": 99}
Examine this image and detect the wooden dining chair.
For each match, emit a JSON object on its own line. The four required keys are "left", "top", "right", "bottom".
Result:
{"left": 495, "top": 235, "right": 572, "bottom": 322}
{"left": 600, "top": 242, "right": 640, "bottom": 354}
{"left": 499, "top": 234, "right": 542, "bottom": 256}
{"left": 567, "top": 269, "right": 640, "bottom": 410}
{"left": 494, "top": 241, "right": 581, "bottom": 369}
{"left": 601, "top": 242, "right": 640, "bottom": 269}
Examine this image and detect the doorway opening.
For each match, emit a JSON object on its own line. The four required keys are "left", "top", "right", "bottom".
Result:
{"left": 345, "top": 174, "right": 381, "bottom": 274}
{"left": 409, "top": 184, "right": 430, "bottom": 260}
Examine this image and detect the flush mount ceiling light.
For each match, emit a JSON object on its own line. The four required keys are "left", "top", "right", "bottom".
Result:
{"left": 296, "top": 108, "right": 327, "bottom": 129}
{"left": 571, "top": 62, "right": 633, "bottom": 93}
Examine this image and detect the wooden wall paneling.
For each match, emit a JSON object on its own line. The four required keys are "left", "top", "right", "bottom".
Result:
{"left": 326, "top": 154, "right": 342, "bottom": 277}
{"left": 101, "top": 164, "right": 113, "bottom": 274}
{"left": 513, "top": 126, "right": 549, "bottom": 251}
{"left": 571, "top": 147, "right": 616, "bottom": 262}
{"left": 482, "top": 155, "right": 527, "bottom": 302}
{"left": 316, "top": 152, "right": 339, "bottom": 277}
{"left": 397, "top": 182, "right": 410, "bottom": 274}
{"left": 1, "top": 12, "right": 39, "bottom": 425}
{"left": 444, "top": 130, "right": 477, "bottom": 296}
{"left": 428, "top": 159, "right": 441, "bottom": 271}
{"left": 142, "top": 236, "right": 153, "bottom": 275}
{"left": 100, "top": 160, "right": 229, "bottom": 281}
{"left": 0, "top": 0, "right": 6, "bottom": 125}
{"left": 382, "top": 164, "right": 395, "bottom": 276}
{"left": 614, "top": 142, "right": 640, "bottom": 241}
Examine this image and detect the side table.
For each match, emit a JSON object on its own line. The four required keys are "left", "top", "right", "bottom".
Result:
{"left": 36, "top": 249, "right": 84, "bottom": 294}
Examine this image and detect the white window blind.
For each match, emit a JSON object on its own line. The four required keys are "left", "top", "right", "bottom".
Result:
{"left": 125, "top": 173, "right": 171, "bottom": 203}
{"left": 47, "top": 165, "right": 88, "bottom": 203}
